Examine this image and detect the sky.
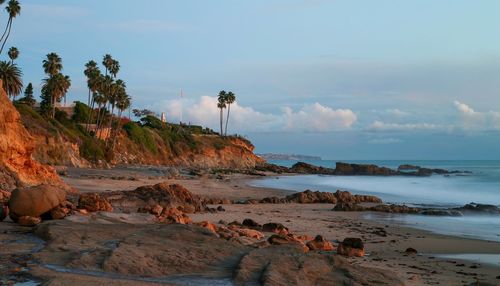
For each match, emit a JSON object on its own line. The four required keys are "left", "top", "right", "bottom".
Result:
{"left": 7, "top": 0, "right": 500, "bottom": 159}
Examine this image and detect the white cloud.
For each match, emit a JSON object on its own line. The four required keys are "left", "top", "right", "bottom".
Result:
{"left": 369, "top": 120, "right": 444, "bottom": 131}
{"left": 454, "top": 100, "right": 500, "bottom": 130}
{"left": 368, "top": 138, "right": 403, "bottom": 144}
{"left": 155, "top": 97, "right": 356, "bottom": 133}
{"left": 284, "top": 103, "right": 357, "bottom": 132}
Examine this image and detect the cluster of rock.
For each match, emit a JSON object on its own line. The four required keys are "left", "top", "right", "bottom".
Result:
{"left": 245, "top": 189, "right": 382, "bottom": 205}
{"left": 256, "top": 161, "right": 467, "bottom": 177}
{"left": 0, "top": 184, "right": 74, "bottom": 226}
{"left": 333, "top": 202, "right": 499, "bottom": 216}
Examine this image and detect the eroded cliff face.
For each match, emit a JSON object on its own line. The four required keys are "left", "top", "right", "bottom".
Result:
{"left": 112, "top": 134, "right": 264, "bottom": 169}
{"left": 0, "top": 81, "right": 66, "bottom": 191}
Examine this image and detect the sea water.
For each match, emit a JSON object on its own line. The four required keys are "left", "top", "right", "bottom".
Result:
{"left": 251, "top": 160, "right": 500, "bottom": 242}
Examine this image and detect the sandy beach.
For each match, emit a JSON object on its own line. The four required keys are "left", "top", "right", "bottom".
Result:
{"left": 60, "top": 167, "right": 500, "bottom": 284}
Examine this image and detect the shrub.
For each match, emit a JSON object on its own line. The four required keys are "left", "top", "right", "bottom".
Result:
{"left": 123, "top": 122, "right": 158, "bottom": 154}
{"left": 80, "top": 137, "right": 106, "bottom": 162}
{"left": 72, "top": 101, "right": 91, "bottom": 123}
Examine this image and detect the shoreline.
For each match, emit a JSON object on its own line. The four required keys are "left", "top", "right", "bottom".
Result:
{"left": 2, "top": 167, "right": 499, "bottom": 285}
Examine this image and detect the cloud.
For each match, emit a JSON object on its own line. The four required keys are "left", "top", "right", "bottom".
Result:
{"left": 155, "top": 97, "right": 356, "bottom": 133}
{"left": 454, "top": 100, "right": 500, "bottom": 130}
{"left": 368, "top": 138, "right": 403, "bottom": 144}
{"left": 283, "top": 103, "right": 357, "bottom": 132}
{"left": 368, "top": 120, "right": 445, "bottom": 131}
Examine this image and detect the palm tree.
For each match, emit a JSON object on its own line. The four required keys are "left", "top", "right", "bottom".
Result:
{"left": 111, "top": 92, "right": 131, "bottom": 147}
{"left": 0, "top": 0, "right": 21, "bottom": 54}
{"left": 217, "top": 90, "right": 227, "bottom": 136}
{"left": 0, "top": 60, "right": 22, "bottom": 100}
{"left": 43, "top": 53, "right": 62, "bottom": 76}
{"left": 7, "top": 46, "right": 18, "bottom": 63}
{"left": 84, "top": 60, "right": 99, "bottom": 106}
{"left": 42, "top": 73, "right": 71, "bottom": 118}
{"left": 224, "top": 91, "right": 236, "bottom": 136}
{"left": 102, "top": 54, "right": 113, "bottom": 76}
{"left": 109, "top": 59, "right": 120, "bottom": 78}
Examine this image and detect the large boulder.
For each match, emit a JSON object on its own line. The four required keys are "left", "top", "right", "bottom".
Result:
{"left": 334, "top": 162, "right": 397, "bottom": 176}
{"left": 8, "top": 184, "right": 66, "bottom": 221}
{"left": 306, "top": 235, "right": 335, "bottom": 251}
{"left": 283, "top": 190, "right": 338, "bottom": 204}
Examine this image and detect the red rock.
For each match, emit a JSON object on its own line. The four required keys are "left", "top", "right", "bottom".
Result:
{"left": 267, "top": 234, "right": 309, "bottom": 253}
{"left": 151, "top": 204, "right": 164, "bottom": 216}
{"left": 196, "top": 221, "right": 218, "bottom": 233}
{"left": 17, "top": 216, "right": 41, "bottom": 226}
{"left": 78, "top": 193, "right": 113, "bottom": 212}
{"left": 262, "top": 222, "right": 289, "bottom": 235}
{"left": 8, "top": 184, "right": 67, "bottom": 221}
{"left": 161, "top": 208, "right": 192, "bottom": 224}
{"left": 50, "top": 206, "right": 70, "bottom": 220}
{"left": 337, "top": 238, "right": 365, "bottom": 257}
{"left": 242, "top": 218, "right": 261, "bottom": 229}
{"left": 237, "top": 228, "right": 264, "bottom": 240}
{"left": 306, "top": 235, "right": 335, "bottom": 251}
{"left": 0, "top": 190, "right": 10, "bottom": 203}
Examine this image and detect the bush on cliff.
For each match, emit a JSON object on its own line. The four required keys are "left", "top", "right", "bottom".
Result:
{"left": 123, "top": 122, "right": 158, "bottom": 154}
{"left": 72, "top": 101, "right": 91, "bottom": 123}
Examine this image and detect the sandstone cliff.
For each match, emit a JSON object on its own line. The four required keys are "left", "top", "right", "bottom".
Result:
{"left": 0, "top": 81, "right": 66, "bottom": 191}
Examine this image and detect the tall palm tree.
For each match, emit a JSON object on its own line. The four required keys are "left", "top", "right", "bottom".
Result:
{"left": 111, "top": 92, "right": 131, "bottom": 147}
{"left": 109, "top": 59, "right": 120, "bottom": 78}
{"left": 84, "top": 60, "right": 99, "bottom": 106}
{"left": 217, "top": 90, "right": 227, "bottom": 136}
{"left": 7, "top": 46, "right": 18, "bottom": 63}
{"left": 0, "top": 60, "right": 21, "bottom": 100}
{"left": 43, "top": 53, "right": 62, "bottom": 76}
{"left": 0, "top": 0, "right": 20, "bottom": 54}
{"left": 224, "top": 91, "right": 236, "bottom": 136}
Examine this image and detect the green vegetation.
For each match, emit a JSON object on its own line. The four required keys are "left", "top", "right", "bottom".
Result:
{"left": 123, "top": 121, "right": 158, "bottom": 154}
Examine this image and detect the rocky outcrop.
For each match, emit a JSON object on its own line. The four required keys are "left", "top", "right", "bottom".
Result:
{"left": 454, "top": 203, "right": 500, "bottom": 215}
{"left": 256, "top": 190, "right": 382, "bottom": 205}
{"left": 290, "top": 162, "right": 336, "bottom": 174}
{"left": 306, "top": 235, "right": 335, "bottom": 251}
{"left": 101, "top": 183, "right": 206, "bottom": 213}
{"left": 334, "top": 162, "right": 396, "bottom": 176}
{"left": 0, "top": 82, "right": 67, "bottom": 191}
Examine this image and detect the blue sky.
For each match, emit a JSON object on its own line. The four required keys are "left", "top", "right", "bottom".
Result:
{"left": 7, "top": 0, "right": 500, "bottom": 159}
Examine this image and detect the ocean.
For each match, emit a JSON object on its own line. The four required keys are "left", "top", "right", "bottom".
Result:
{"left": 250, "top": 160, "right": 500, "bottom": 242}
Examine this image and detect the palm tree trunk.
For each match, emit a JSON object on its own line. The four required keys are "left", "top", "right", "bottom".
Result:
{"left": 86, "top": 95, "right": 95, "bottom": 132}
{"left": 219, "top": 108, "right": 223, "bottom": 136}
{"left": 225, "top": 104, "right": 231, "bottom": 136}
{"left": 0, "top": 18, "right": 10, "bottom": 53}
{"left": 0, "top": 18, "right": 13, "bottom": 55}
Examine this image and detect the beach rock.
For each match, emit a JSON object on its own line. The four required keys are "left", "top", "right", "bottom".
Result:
{"left": 369, "top": 204, "right": 420, "bottom": 214}
{"left": 0, "top": 204, "right": 8, "bottom": 221}
{"left": 78, "top": 193, "right": 113, "bottom": 212}
{"left": 333, "top": 202, "right": 366, "bottom": 211}
{"left": 259, "top": 196, "right": 283, "bottom": 204}
{"left": 8, "top": 184, "right": 66, "bottom": 221}
{"left": 290, "top": 162, "right": 336, "bottom": 175}
{"left": 454, "top": 203, "right": 500, "bottom": 215}
{"left": 262, "top": 222, "right": 289, "bottom": 235}
{"left": 242, "top": 218, "right": 261, "bottom": 229}
{"left": 405, "top": 247, "right": 418, "bottom": 255}
{"left": 237, "top": 228, "right": 265, "bottom": 240}
{"left": 102, "top": 183, "right": 205, "bottom": 213}
{"left": 267, "top": 234, "right": 309, "bottom": 252}
{"left": 195, "top": 221, "right": 218, "bottom": 233}
{"left": 306, "top": 235, "right": 335, "bottom": 251}
{"left": 160, "top": 207, "right": 192, "bottom": 224}
{"left": 216, "top": 206, "right": 225, "bottom": 212}
{"left": 234, "top": 246, "right": 404, "bottom": 286}
{"left": 17, "top": 216, "right": 41, "bottom": 226}
{"left": 337, "top": 238, "right": 365, "bottom": 257}
{"left": 254, "top": 163, "right": 291, "bottom": 174}
{"left": 334, "top": 190, "right": 383, "bottom": 204}
{"left": 334, "top": 162, "right": 397, "bottom": 176}
{"left": 283, "top": 190, "right": 338, "bottom": 204}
